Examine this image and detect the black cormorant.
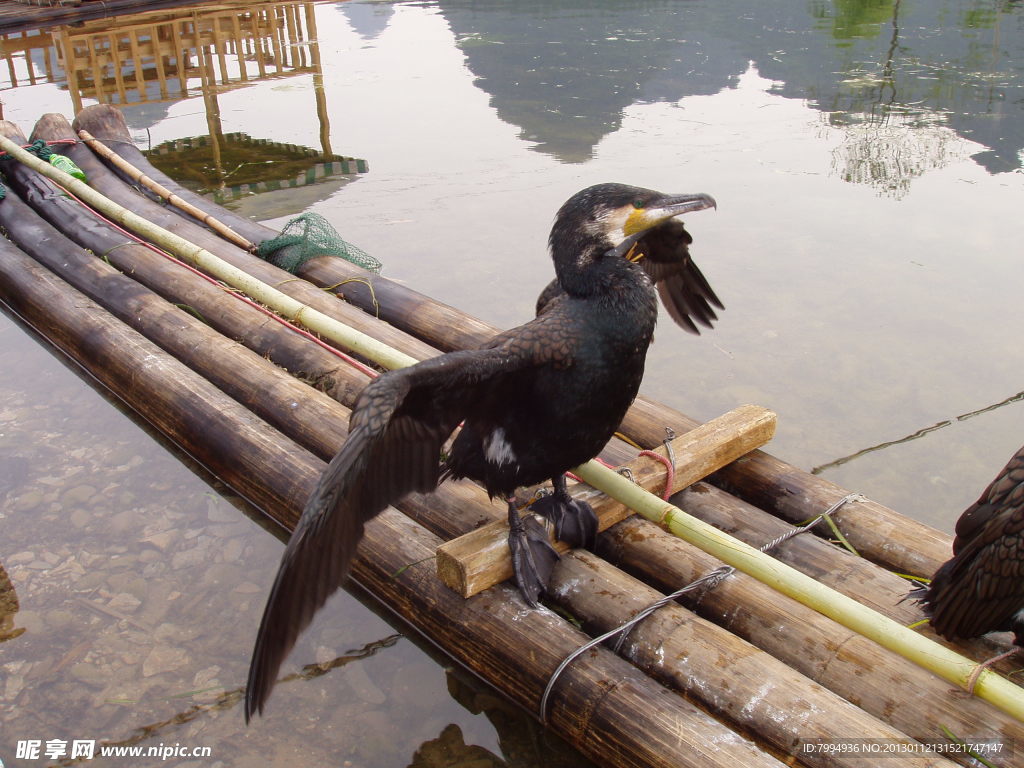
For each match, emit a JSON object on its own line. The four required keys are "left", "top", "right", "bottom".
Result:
{"left": 245, "top": 182, "right": 718, "bottom": 720}
{"left": 918, "top": 444, "right": 1024, "bottom": 689}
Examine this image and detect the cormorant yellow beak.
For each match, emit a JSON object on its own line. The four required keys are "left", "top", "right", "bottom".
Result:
{"left": 609, "top": 192, "right": 717, "bottom": 260}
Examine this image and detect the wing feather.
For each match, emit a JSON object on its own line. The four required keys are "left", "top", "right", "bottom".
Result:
{"left": 245, "top": 346, "right": 540, "bottom": 719}
{"left": 926, "top": 447, "right": 1024, "bottom": 640}
{"left": 638, "top": 219, "right": 723, "bottom": 334}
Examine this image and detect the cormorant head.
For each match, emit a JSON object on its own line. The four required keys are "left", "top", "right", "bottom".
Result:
{"left": 549, "top": 183, "right": 716, "bottom": 287}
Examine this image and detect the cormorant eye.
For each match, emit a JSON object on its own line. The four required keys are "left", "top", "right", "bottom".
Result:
{"left": 632, "top": 199, "right": 645, "bottom": 210}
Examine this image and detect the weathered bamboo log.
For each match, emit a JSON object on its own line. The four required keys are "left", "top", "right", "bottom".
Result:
{"left": 31, "top": 112, "right": 441, "bottom": 367}
{"left": 65, "top": 111, "right": 951, "bottom": 585}
{"left": 70, "top": 104, "right": 278, "bottom": 249}
{"left": 78, "top": 126, "right": 258, "bottom": 253}
{"left": 0, "top": 236, "right": 787, "bottom": 768}
{"left": 596, "top": 514, "right": 1023, "bottom": 756}
{"left": 437, "top": 405, "right": 777, "bottom": 597}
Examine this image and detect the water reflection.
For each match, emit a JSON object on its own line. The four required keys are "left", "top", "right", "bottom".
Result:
{"left": 5, "top": 0, "right": 1022, "bottom": 189}
{"left": 828, "top": 110, "right": 972, "bottom": 197}
{"left": 391, "top": 0, "right": 1024, "bottom": 188}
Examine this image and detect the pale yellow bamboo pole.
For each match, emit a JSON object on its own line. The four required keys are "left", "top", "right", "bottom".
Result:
{"left": 573, "top": 460, "right": 1024, "bottom": 722}
{"left": 76, "top": 128, "right": 258, "bottom": 253}
{"left": 0, "top": 134, "right": 417, "bottom": 373}
{"left": 3, "top": 132, "right": 1021, "bottom": 724}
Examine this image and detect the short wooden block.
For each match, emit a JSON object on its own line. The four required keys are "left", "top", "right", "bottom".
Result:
{"left": 435, "top": 404, "right": 777, "bottom": 598}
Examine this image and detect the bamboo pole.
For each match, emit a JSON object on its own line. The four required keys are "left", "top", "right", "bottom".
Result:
{"left": 0, "top": 131, "right": 419, "bottom": 372}
{"left": 71, "top": 104, "right": 278, "bottom": 248}
{"left": 31, "top": 113, "right": 441, "bottom": 368}
{"left": 5, "top": 127, "right": 1021, "bottom": 723}
{"left": 78, "top": 126, "right": 258, "bottom": 253}
{"left": 0, "top": 238, "right": 786, "bottom": 768}
{"left": 436, "top": 405, "right": 777, "bottom": 597}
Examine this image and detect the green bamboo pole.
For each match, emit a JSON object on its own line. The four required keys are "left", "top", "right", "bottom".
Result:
{"left": 0, "top": 135, "right": 417, "bottom": 373}
{"left": 575, "top": 461, "right": 1024, "bottom": 722}
{"left": 4, "top": 133, "right": 1022, "bottom": 724}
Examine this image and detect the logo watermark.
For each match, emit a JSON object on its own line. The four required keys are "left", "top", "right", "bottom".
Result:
{"left": 10, "top": 739, "right": 212, "bottom": 762}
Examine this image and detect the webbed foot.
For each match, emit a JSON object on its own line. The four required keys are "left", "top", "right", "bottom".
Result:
{"left": 528, "top": 475, "right": 598, "bottom": 550}
{"left": 507, "top": 501, "right": 559, "bottom": 608}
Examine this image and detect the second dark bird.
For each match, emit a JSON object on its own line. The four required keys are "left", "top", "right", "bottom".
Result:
{"left": 917, "top": 444, "right": 1024, "bottom": 690}
{"left": 245, "top": 182, "right": 720, "bottom": 719}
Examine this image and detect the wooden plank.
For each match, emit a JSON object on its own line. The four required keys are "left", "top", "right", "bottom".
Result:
{"left": 435, "top": 405, "right": 777, "bottom": 598}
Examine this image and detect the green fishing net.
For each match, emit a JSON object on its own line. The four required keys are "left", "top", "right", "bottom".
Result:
{"left": 256, "top": 212, "right": 381, "bottom": 274}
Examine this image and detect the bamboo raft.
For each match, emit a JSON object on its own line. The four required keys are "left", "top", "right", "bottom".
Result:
{"left": 1, "top": 104, "right": 1022, "bottom": 767}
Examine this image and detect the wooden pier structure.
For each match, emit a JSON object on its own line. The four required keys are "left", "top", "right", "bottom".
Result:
{"left": 0, "top": 104, "right": 1021, "bottom": 767}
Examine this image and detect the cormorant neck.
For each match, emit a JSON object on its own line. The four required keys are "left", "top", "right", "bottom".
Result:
{"left": 549, "top": 221, "right": 625, "bottom": 297}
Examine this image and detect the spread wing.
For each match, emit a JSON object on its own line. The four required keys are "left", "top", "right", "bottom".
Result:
{"left": 926, "top": 447, "right": 1024, "bottom": 640}
{"left": 245, "top": 330, "right": 564, "bottom": 720}
{"left": 535, "top": 219, "right": 722, "bottom": 333}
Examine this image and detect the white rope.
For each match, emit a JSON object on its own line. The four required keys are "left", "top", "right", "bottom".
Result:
{"left": 539, "top": 492, "right": 865, "bottom": 722}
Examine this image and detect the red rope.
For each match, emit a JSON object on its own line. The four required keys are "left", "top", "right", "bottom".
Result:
{"left": 638, "top": 449, "right": 675, "bottom": 500}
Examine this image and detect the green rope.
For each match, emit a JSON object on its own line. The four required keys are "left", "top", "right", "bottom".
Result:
{"left": 27, "top": 139, "right": 54, "bottom": 161}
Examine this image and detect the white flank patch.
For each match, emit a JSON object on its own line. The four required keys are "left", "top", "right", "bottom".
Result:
{"left": 485, "top": 427, "right": 517, "bottom": 466}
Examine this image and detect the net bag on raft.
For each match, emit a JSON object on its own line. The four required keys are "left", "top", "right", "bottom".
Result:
{"left": 256, "top": 212, "right": 381, "bottom": 274}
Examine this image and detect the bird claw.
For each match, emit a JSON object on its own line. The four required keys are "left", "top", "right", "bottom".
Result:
{"left": 529, "top": 492, "right": 598, "bottom": 550}
{"left": 508, "top": 508, "right": 559, "bottom": 608}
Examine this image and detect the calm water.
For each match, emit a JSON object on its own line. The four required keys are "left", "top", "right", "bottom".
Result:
{"left": 2, "top": 0, "right": 1024, "bottom": 765}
